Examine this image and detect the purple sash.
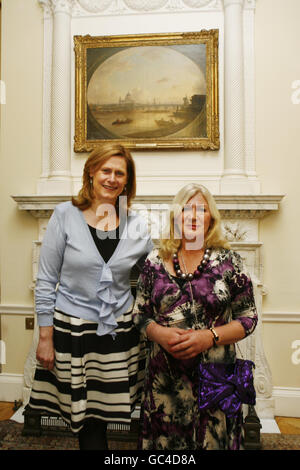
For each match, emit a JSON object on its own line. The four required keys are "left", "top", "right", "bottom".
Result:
{"left": 198, "top": 359, "right": 256, "bottom": 418}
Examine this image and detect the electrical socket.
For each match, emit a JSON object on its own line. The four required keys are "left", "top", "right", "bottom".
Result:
{"left": 25, "top": 317, "right": 34, "bottom": 330}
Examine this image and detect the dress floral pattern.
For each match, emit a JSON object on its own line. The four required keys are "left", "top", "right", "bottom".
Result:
{"left": 133, "top": 248, "right": 257, "bottom": 450}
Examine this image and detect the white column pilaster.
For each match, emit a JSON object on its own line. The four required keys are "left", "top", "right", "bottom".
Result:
{"left": 221, "top": 0, "right": 248, "bottom": 193}
{"left": 38, "top": 0, "right": 74, "bottom": 195}
{"left": 243, "top": 0, "right": 260, "bottom": 193}
{"left": 38, "top": 0, "right": 53, "bottom": 192}
{"left": 50, "top": 0, "right": 73, "bottom": 193}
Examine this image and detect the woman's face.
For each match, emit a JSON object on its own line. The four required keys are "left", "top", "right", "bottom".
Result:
{"left": 90, "top": 156, "right": 128, "bottom": 205}
{"left": 178, "top": 192, "right": 212, "bottom": 246}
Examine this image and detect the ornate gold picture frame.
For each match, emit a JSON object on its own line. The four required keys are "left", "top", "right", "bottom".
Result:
{"left": 74, "top": 30, "right": 219, "bottom": 152}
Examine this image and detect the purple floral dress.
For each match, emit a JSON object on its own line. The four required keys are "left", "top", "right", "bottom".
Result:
{"left": 132, "top": 248, "right": 257, "bottom": 450}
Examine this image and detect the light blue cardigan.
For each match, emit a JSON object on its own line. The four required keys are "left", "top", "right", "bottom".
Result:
{"left": 35, "top": 201, "right": 153, "bottom": 336}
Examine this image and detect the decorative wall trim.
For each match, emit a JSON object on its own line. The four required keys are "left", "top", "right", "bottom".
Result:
{"left": 0, "top": 305, "right": 34, "bottom": 316}
{"left": 0, "top": 374, "right": 24, "bottom": 401}
{"left": 3, "top": 305, "right": 298, "bottom": 323}
{"left": 39, "top": 0, "right": 236, "bottom": 18}
{"left": 71, "top": 0, "right": 224, "bottom": 17}
{"left": 273, "top": 387, "right": 300, "bottom": 418}
{"left": 262, "top": 312, "right": 300, "bottom": 324}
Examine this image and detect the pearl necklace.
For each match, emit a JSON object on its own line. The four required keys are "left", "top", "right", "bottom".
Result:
{"left": 173, "top": 249, "right": 211, "bottom": 330}
{"left": 172, "top": 248, "right": 211, "bottom": 280}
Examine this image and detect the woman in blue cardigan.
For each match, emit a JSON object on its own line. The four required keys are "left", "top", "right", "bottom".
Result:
{"left": 27, "top": 143, "right": 153, "bottom": 449}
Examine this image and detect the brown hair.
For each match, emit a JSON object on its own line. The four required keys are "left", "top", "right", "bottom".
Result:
{"left": 72, "top": 143, "right": 136, "bottom": 211}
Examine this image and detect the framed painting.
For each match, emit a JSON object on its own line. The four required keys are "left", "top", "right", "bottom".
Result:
{"left": 74, "top": 30, "right": 219, "bottom": 152}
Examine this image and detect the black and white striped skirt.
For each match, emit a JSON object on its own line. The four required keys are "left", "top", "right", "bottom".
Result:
{"left": 28, "top": 307, "right": 146, "bottom": 433}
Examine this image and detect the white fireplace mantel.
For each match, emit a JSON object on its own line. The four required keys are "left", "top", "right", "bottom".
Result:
{"left": 12, "top": 194, "right": 284, "bottom": 219}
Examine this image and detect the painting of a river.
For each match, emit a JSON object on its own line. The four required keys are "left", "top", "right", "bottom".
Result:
{"left": 74, "top": 32, "right": 219, "bottom": 151}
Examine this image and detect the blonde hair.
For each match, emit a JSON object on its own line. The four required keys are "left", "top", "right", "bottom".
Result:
{"left": 159, "top": 183, "right": 230, "bottom": 260}
{"left": 72, "top": 143, "right": 136, "bottom": 211}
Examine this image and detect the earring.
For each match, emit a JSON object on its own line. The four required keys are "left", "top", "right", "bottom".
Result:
{"left": 123, "top": 185, "right": 127, "bottom": 193}
{"left": 89, "top": 177, "right": 93, "bottom": 187}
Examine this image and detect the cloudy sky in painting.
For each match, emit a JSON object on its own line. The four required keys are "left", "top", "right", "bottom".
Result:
{"left": 87, "top": 46, "right": 206, "bottom": 105}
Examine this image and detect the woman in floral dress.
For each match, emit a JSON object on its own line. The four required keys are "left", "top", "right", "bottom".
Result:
{"left": 133, "top": 184, "right": 257, "bottom": 450}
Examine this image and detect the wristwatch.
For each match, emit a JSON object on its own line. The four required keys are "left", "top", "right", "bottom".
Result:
{"left": 209, "top": 327, "right": 219, "bottom": 345}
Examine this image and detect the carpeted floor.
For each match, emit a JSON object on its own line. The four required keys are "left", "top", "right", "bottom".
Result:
{"left": 0, "top": 420, "right": 136, "bottom": 450}
{"left": 0, "top": 419, "right": 299, "bottom": 451}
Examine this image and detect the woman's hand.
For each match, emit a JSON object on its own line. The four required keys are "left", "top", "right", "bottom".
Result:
{"left": 158, "top": 327, "right": 188, "bottom": 355}
{"left": 168, "top": 329, "right": 213, "bottom": 359}
{"left": 36, "top": 326, "right": 55, "bottom": 370}
{"left": 168, "top": 320, "right": 246, "bottom": 359}
{"left": 145, "top": 323, "right": 187, "bottom": 356}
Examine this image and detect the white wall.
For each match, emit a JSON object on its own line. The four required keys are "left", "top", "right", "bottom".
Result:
{"left": 255, "top": 0, "right": 300, "bottom": 395}
{"left": 0, "top": 0, "right": 42, "bottom": 374}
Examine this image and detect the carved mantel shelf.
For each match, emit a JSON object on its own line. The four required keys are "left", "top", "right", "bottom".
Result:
{"left": 12, "top": 194, "right": 285, "bottom": 219}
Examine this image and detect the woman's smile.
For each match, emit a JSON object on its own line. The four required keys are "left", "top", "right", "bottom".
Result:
{"left": 102, "top": 183, "right": 118, "bottom": 191}
{"left": 90, "top": 156, "right": 128, "bottom": 204}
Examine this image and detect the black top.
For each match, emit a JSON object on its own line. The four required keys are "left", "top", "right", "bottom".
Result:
{"left": 88, "top": 224, "right": 149, "bottom": 289}
{"left": 171, "top": 274, "right": 187, "bottom": 289}
{"left": 88, "top": 224, "right": 120, "bottom": 263}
